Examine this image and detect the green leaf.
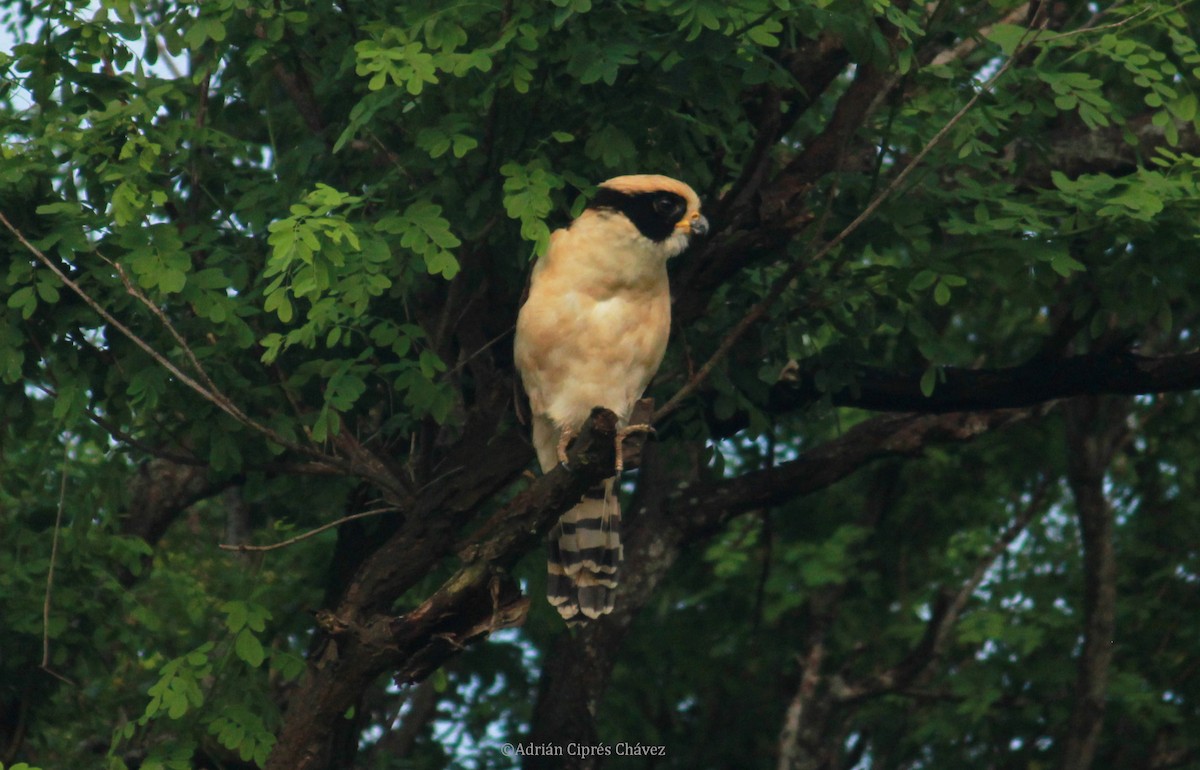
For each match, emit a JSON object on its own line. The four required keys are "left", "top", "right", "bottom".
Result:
{"left": 920, "top": 367, "right": 937, "bottom": 398}
{"left": 7, "top": 286, "right": 36, "bottom": 319}
{"left": 746, "top": 19, "right": 782, "bottom": 47}
{"left": 909, "top": 270, "right": 938, "bottom": 291}
{"left": 424, "top": 249, "right": 460, "bottom": 279}
{"left": 1168, "top": 92, "right": 1197, "bottom": 121}
{"left": 310, "top": 406, "right": 340, "bottom": 442}
{"left": 984, "top": 23, "right": 1028, "bottom": 56}
{"left": 1050, "top": 254, "right": 1086, "bottom": 276}
{"left": 234, "top": 629, "right": 265, "bottom": 667}
{"left": 419, "top": 350, "right": 446, "bottom": 378}
{"left": 221, "top": 601, "right": 248, "bottom": 634}
{"left": 112, "top": 181, "right": 146, "bottom": 226}
{"left": 451, "top": 134, "right": 478, "bottom": 158}
{"left": 270, "top": 650, "right": 307, "bottom": 682}
{"left": 183, "top": 16, "right": 226, "bottom": 48}
{"left": 501, "top": 161, "right": 564, "bottom": 254}
{"left": 35, "top": 201, "right": 82, "bottom": 216}
{"left": 584, "top": 124, "right": 636, "bottom": 168}
{"left": 264, "top": 291, "right": 294, "bottom": 323}
{"left": 35, "top": 278, "right": 60, "bottom": 304}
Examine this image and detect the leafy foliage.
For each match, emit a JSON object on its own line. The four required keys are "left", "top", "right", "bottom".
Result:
{"left": 2, "top": 0, "right": 1200, "bottom": 768}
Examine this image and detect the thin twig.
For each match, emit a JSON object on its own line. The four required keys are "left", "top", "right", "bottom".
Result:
{"left": 105, "top": 256, "right": 222, "bottom": 396}
{"left": 1040, "top": 3, "right": 1153, "bottom": 43}
{"left": 2, "top": 213, "right": 275, "bottom": 444}
{"left": 29, "top": 381, "right": 205, "bottom": 466}
{"left": 835, "top": 474, "right": 1052, "bottom": 702}
{"left": 0, "top": 212, "right": 405, "bottom": 494}
{"left": 654, "top": 30, "right": 1033, "bottom": 423}
{"left": 2, "top": 213, "right": 219, "bottom": 406}
{"left": 929, "top": 3, "right": 1031, "bottom": 67}
{"left": 41, "top": 440, "right": 76, "bottom": 686}
{"left": 218, "top": 506, "right": 400, "bottom": 553}
{"left": 443, "top": 325, "right": 514, "bottom": 378}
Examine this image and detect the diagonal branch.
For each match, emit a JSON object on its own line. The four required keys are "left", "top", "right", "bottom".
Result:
{"left": 108, "top": 257, "right": 224, "bottom": 400}
{"left": 656, "top": 43, "right": 1028, "bottom": 423}
{"left": 833, "top": 475, "right": 1052, "bottom": 701}
{"left": 41, "top": 440, "right": 74, "bottom": 686}
{"left": 264, "top": 407, "right": 633, "bottom": 770}
{"left": 0, "top": 210, "right": 408, "bottom": 499}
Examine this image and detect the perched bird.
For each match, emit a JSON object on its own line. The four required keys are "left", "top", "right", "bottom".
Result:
{"left": 514, "top": 174, "right": 709, "bottom": 623}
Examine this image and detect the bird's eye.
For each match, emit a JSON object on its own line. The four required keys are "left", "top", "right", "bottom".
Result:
{"left": 653, "top": 194, "right": 682, "bottom": 218}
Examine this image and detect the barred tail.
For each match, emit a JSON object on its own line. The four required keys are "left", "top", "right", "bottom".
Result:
{"left": 547, "top": 478, "right": 622, "bottom": 624}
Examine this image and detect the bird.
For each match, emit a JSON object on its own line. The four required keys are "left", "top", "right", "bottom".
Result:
{"left": 513, "top": 173, "right": 709, "bottom": 623}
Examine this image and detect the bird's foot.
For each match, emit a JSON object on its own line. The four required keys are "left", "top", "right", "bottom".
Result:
{"left": 556, "top": 426, "right": 578, "bottom": 470}
{"left": 614, "top": 423, "right": 656, "bottom": 474}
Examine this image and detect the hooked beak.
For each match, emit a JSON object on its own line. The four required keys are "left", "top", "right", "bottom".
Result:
{"left": 678, "top": 213, "right": 709, "bottom": 237}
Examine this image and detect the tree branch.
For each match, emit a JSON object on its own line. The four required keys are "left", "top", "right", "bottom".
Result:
{"left": 769, "top": 349, "right": 1200, "bottom": 415}
{"left": 0, "top": 210, "right": 409, "bottom": 499}
{"left": 217, "top": 507, "right": 401, "bottom": 553}
{"left": 265, "top": 408, "right": 633, "bottom": 770}
{"left": 41, "top": 440, "right": 73, "bottom": 684}
{"left": 1061, "top": 396, "right": 1129, "bottom": 770}
{"left": 658, "top": 43, "right": 1027, "bottom": 423}
{"left": 682, "top": 408, "right": 1038, "bottom": 536}
{"left": 527, "top": 406, "right": 1039, "bottom": 763}
{"left": 833, "top": 476, "right": 1052, "bottom": 702}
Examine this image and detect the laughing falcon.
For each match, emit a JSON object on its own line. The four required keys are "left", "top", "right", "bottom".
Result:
{"left": 514, "top": 174, "right": 709, "bottom": 623}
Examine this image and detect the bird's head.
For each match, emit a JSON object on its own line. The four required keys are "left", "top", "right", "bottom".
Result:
{"left": 588, "top": 174, "right": 709, "bottom": 258}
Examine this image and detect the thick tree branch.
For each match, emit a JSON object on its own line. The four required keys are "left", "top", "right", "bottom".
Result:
{"left": 1018, "top": 114, "right": 1200, "bottom": 189}
{"left": 773, "top": 466, "right": 900, "bottom": 770}
{"left": 117, "top": 458, "right": 235, "bottom": 586}
{"left": 123, "top": 459, "right": 221, "bottom": 547}
{"left": 265, "top": 408, "right": 633, "bottom": 770}
{"left": 776, "top": 591, "right": 841, "bottom": 770}
{"left": 682, "top": 31, "right": 851, "bottom": 308}
{"left": 766, "top": 59, "right": 896, "bottom": 222}
{"left": 683, "top": 408, "right": 1038, "bottom": 536}
{"left": 679, "top": 2, "right": 1053, "bottom": 326}
{"left": 364, "top": 676, "right": 441, "bottom": 762}
{"left": 660, "top": 43, "right": 1026, "bottom": 422}
{"left": 527, "top": 406, "right": 1039, "bottom": 764}
{"left": 769, "top": 349, "right": 1200, "bottom": 415}
{"left": 776, "top": 637, "right": 827, "bottom": 770}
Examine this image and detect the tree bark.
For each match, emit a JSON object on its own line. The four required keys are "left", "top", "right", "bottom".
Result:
{"left": 1061, "top": 396, "right": 1128, "bottom": 770}
{"left": 525, "top": 441, "right": 699, "bottom": 769}
{"left": 526, "top": 408, "right": 1039, "bottom": 765}
{"left": 265, "top": 408, "right": 627, "bottom": 770}
{"left": 119, "top": 458, "right": 229, "bottom": 584}
{"left": 769, "top": 350, "right": 1200, "bottom": 415}
{"left": 686, "top": 409, "right": 1037, "bottom": 535}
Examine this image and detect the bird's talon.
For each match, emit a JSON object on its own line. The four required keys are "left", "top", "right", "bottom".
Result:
{"left": 555, "top": 426, "right": 577, "bottom": 469}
